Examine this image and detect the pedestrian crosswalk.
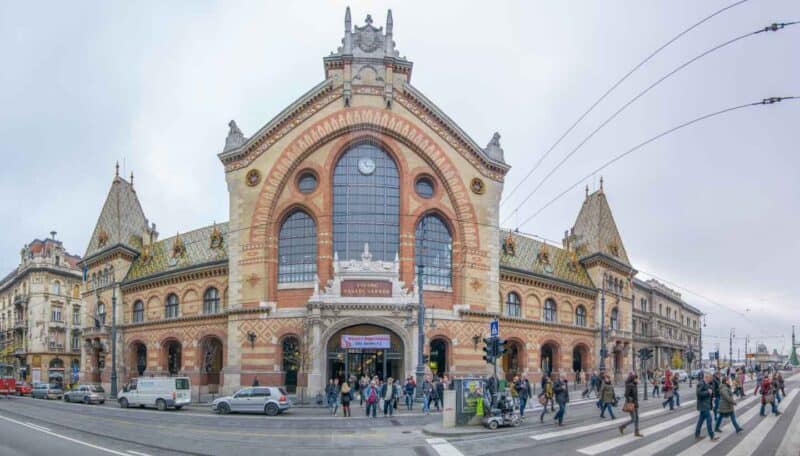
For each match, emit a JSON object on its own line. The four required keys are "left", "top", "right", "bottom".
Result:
{"left": 726, "top": 389, "right": 798, "bottom": 456}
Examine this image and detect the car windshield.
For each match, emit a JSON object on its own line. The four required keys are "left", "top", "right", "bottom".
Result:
{"left": 175, "top": 378, "right": 190, "bottom": 390}
{"left": 91, "top": 385, "right": 105, "bottom": 392}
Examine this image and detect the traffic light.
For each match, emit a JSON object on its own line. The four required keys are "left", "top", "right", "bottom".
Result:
{"left": 482, "top": 337, "right": 496, "bottom": 364}
{"left": 496, "top": 338, "right": 508, "bottom": 358}
{"left": 638, "top": 347, "right": 654, "bottom": 360}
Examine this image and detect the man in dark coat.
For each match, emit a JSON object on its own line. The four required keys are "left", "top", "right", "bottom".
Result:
{"left": 619, "top": 372, "right": 643, "bottom": 437}
{"left": 695, "top": 373, "right": 719, "bottom": 441}
{"left": 711, "top": 371, "right": 722, "bottom": 421}
{"left": 553, "top": 376, "right": 568, "bottom": 426}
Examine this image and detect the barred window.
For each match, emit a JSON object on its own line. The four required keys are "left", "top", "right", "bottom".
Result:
{"left": 97, "top": 302, "right": 106, "bottom": 326}
{"left": 133, "top": 300, "right": 144, "bottom": 323}
{"left": 278, "top": 211, "right": 317, "bottom": 283}
{"left": 203, "top": 287, "right": 220, "bottom": 314}
{"left": 505, "top": 292, "right": 521, "bottom": 317}
{"left": 610, "top": 307, "right": 619, "bottom": 330}
{"left": 575, "top": 305, "right": 587, "bottom": 327}
{"left": 415, "top": 215, "right": 452, "bottom": 288}
{"left": 165, "top": 293, "right": 179, "bottom": 319}
{"left": 544, "top": 298, "right": 557, "bottom": 322}
{"left": 333, "top": 142, "right": 400, "bottom": 261}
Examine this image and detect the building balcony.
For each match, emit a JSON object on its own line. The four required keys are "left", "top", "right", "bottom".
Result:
{"left": 13, "top": 294, "right": 29, "bottom": 306}
{"left": 13, "top": 320, "right": 27, "bottom": 330}
{"left": 13, "top": 346, "right": 25, "bottom": 356}
{"left": 82, "top": 325, "right": 110, "bottom": 337}
{"left": 71, "top": 347, "right": 81, "bottom": 353}
{"left": 48, "top": 343, "right": 65, "bottom": 352}
{"left": 49, "top": 320, "right": 66, "bottom": 330}
{"left": 608, "top": 329, "right": 632, "bottom": 339}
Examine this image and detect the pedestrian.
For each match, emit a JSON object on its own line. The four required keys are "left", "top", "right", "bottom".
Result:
{"left": 652, "top": 370, "right": 661, "bottom": 397}
{"left": 516, "top": 375, "right": 531, "bottom": 418}
{"left": 326, "top": 378, "right": 341, "bottom": 416}
{"left": 539, "top": 375, "right": 553, "bottom": 423}
{"left": 582, "top": 371, "right": 592, "bottom": 398}
{"left": 340, "top": 381, "right": 352, "bottom": 417}
{"left": 252, "top": 377, "right": 260, "bottom": 387}
{"left": 404, "top": 376, "right": 416, "bottom": 411}
{"left": 381, "top": 377, "right": 397, "bottom": 417}
{"left": 553, "top": 375, "right": 568, "bottom": 426}
{"left": 619, "top": 372, "right": 643, "bottom": 437}
{"left": 422, "top": 375, "right": 433, "bottom": 415}
{"left": 672, "top": 372, "right": 681, "bottom": 407}
{"left": 759, "top": 375, "right": 780, "bottom": 417}
{"left": 435, "top": 376, "right": 445, "bottom": 411}
{"left": 364, "top": 380, "right": 379, "bottom": 418}
{"left": 510, "top": 375, "right": 520, "bottom": 410}
{"left": 772, "top": 373, "right": 782, "bottom": 404}
{"left": 359, "top": 375, "right": 368, "bottom": 406}
{"left": 714, "top": 376, "right": 742, "bottom": 434}
{"left": 431, "top": 377, "right": 442, "bottom": 412}
{"left": 777, "top": 372, "right": 786, "bottom": 398}
{"left": 662, "top": 370, "right": 674, "bottom": 411}
{"left": 599, "top": 375, "right": 616, "bottom": 419}
{"left": 712, "top": 371, "right": 722, "bottom": 421}
{"left": 694, "top": 373, "right": 719, "bottom": 441}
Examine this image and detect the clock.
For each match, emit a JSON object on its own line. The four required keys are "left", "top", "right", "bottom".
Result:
{"left": 358, "top": 158, "right": 376, "bottom": 175}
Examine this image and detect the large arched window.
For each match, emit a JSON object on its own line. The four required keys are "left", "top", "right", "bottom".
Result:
{"left": 333, "top": 142, "right": 400, "bottom": 261}
{"left": 415, "top": 215, "right": 452, "bottom": 287}
{"left": 203, "top": 287, "right": 220, "bottom": 314}
{"left": 96, "top": 302, "right": 106, "bottom": 326}
{"left": 505, "top": 292, "right": 521, "bottom": 317}
{"left": 544, "top": 298, "right": 557, "bottom": 322}
{"left": 610, "top": 307, "right": 619, "bottom": 330}
{"left": 165, "top": 294, "right": 179, "bottom": 319}
{"left": 575, "top": 305, "right": 587, "bottom": 327}
{"left": 132, "top": 300, "right": 144, "bottom": 323}
{"left": 278, "top": 211, "right": 317, "bottom": 283}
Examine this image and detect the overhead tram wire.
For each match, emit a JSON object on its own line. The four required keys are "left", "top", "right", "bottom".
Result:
{"left": 516, "top": 96, "right": 799, "bottom": 228}
{"left": 500, "top": 0, "right": 751, "bottom": 208}
{"left": 503, "top": 21, "right": 799, "bottom": 228}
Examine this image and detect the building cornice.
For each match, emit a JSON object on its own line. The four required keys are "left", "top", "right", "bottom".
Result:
{"left": 120, "top": 260, "right": 228, "bottom": 293}
{"left": 500, "top": 267, "right": 597, "bottom": 299}
{"left": 580, "top": 252, "right": 636, "bottom": 276}
{"left": 0, "top": 266, "right": 82, "bottom": 293}
{"left": 79, "top": 244, "right": 139, "bottom": 269}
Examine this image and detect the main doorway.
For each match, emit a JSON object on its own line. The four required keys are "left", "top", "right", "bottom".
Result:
{"left": 326, "top": 324, "right": 404, "bottom": 383}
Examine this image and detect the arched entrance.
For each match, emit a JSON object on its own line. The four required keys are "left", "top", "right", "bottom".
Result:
{"left": 282, "top": 336, "right": 300, "bottom": 393}
{"left": 48, "top": 358, "right": 64, "bottom": 387}
{"left": 326, "top": 324, "right": 403, "bottom": 384}
{"left": 572, "top": 344, "right": 589, "bottom": 379}
{"left": 198, "top": 336, "right": 223, "bottom": 394}
{"left": 130, "top": 342, "right": 147, "bottom": 377}
{"left": 502, "top": 340, "right": 523, "bottom": 381}
{"left": 540, "top": 342, "right": 559, "bottom": 377}
{"left": 164, "top": 340, "right": 182, "bottom": 376}
{"left": 429, "top": 339, "right": 448, "bottom": 378}
{"left": 613, "top": 345, "right": 623, "bottom": 375}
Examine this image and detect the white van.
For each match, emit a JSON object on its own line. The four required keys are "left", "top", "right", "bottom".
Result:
{"left": 117, "top": 377, "right": 191, "bottom": 411}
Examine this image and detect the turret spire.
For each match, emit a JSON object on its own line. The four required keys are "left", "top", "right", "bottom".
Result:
{"left": 345, "top": 6, "right": 352, "bottom": 32}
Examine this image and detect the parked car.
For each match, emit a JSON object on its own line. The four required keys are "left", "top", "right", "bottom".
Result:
{"left": 31, "top": 383, "right": 63, "bottom": 400}
{"left": 64, "top": 384, "right": 106, "bottom": 404}
{"left": 15, "top": 382, "right": 32, "bottom": 396}
{"left": 212, "top": 386, "right": 291, "bottom": 416}
{"left": 673, "top": 370, "right": 688, "bottom": 382}
{"left": 117, "top": 376, "right": 191, "bottom": 411}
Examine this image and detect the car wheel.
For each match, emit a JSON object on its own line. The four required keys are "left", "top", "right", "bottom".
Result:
{"left": 84, "top": 396, "right": 91, "bottom": 404}
{"left": 265, "top": 403, "right": 279, "bottom": 416}
{"left": 156, "top": 399, "right": 167, "bottom": 411}
{"left": 119, "top": 398, "right": 129, "bottom": 409}
{"left": 488, "top": 420, "right": 499, "bottom": 430}
{"left": 217, "top": 402, "right": 230, "bottom": 415}
{"left": 100, "top": 401, "right": 105, "bottom": 404}
{"left": 64, "top": 395, "right": 70, "bottom": 402}
{"left": 175, "top": 405, "right": 183, "bottom": 410}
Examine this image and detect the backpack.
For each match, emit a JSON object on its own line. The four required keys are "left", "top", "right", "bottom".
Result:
{"left": 367, "top": 387, "right": 377, "bottom": 404}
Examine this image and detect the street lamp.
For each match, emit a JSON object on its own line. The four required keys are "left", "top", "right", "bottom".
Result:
{"left": 599, "top": 273, "right": 608, "bottom": 374}
{"left": 110, "top": 282, "right": 118, "bottom": 399}
{"left": 415, "top": 217, "right": 427, "bottom": 400}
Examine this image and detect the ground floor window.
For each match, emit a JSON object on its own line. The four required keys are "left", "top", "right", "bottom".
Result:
{"left": 326, "top": 324, "right": 404, "bottom": 384}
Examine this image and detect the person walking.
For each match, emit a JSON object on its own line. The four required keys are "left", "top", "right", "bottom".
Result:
{"left": 363, "top": 380, "right": 379, "bottom": 418}
{"left": 435, "top": 376, "right": 445, "bottom": 411}
{"left": 662, "top": 370, "right": 675, "bottom": 411}
{"left": 672, "top": 371, "right": 681, "bottom": 407}
{"left": 553, "top": 375, "right": 568, "bottom": 426}
{"left": 652, "top": 370, "right": 661, "bottom": 398}
{"left": 252, "top": 377, "right": 260, "bottom": 387}
{"left": 712, "top": 371, "right": 722, "bottom": 421}
{"left": 619, "top": 372, "right": 643, "bottom": 437}
{"left": 421, "top": 375, "right": 433, "bottom": 415}
{"left": 340, "top": 381, "right": 353, "bottom": 417}
{"left": 714, "top": 376, "right": 742, "bottom": 434}
{"left": 695, "top": 373, "right": 719, "bottom": 441}
{"left": 326, "top": 378, "right": 341, "bottom": 416}
{"left": 582, "top": 371, "right": 592, "bottom": 398}
{"left": 599, "top": 375, "right": 616, "bottom": 419}
{"left": 772, "top": 373, "right": 782, "bottom": 404}
{"left": 759, "top": 375, "right": 780, "bottom": 417}
{"left": 777, "top": 372, "right": 786, "bottom": 399}
{"left": 516, "top": 375, "right": 531, "bottom": 418}
{"left": 403, "top": 376, "right": 415, "bottom": 411}
{"left": 510, "top": 375, "right": 520, "bottom": 410}
{"left": 381, "top": 377, "right": 397, "bottom": 417}
{"left": 359, "top": 375, "right": 368, "bottom": 406}
{"left": 539, "top": 375, "right": 554, "bottom": 423}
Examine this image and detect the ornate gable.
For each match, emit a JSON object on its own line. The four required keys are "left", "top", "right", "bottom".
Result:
{"left": 570, "top": 183, "right": 631, "bottom": 266}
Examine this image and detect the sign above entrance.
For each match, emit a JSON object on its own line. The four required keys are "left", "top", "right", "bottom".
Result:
{"left": 341, "top": 335, "right": 391, "bottom": 349}
{"left": 341, "top": 280, "right": 392, "bottom": 298}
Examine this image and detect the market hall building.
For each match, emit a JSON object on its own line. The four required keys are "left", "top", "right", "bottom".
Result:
{"left": 79, "top": 10, "right": 643, "bottom": 401}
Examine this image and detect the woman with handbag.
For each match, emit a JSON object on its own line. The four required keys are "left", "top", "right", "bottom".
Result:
{"left": 619, "top": 372, "right": 643, "bottom": 437}
{"left": 340, "top": 381, "right": 353, "bottom": 417}
{"left": 759, "top": 376, "right": 780, "bottom": 416}
{"left": 538, "top": 375, "right": 554, "bottom": 423}
{"left": 661, "top": 371, "right": 675, "bottom": 411}
{"left": 714, "top": 376, "right": 742, "bottom": 433}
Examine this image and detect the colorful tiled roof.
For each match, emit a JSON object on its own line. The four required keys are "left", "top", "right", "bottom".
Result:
{"left": 571, "top": 190, "right": 630, "bottom": 265}
{"left": 499, "top": 231, "right": 595, "bottom": 289}
{"left": 124, "top": 222, "right": 229, "bottom": 282}
{"left": 84, "top": 176, "right": 149, "bottom": 259}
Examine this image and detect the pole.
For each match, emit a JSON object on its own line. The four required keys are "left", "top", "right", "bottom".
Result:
{"left": 415, "top": 263, "right": 425, "bottom": 399}
{"left": 745, "top": 336, "right": 749, "bottom": 369}
{"left": 599, "top": 274, "right": 606, "bottom": 374}
{"left": 642, "top": 355, "right": 647, "bottom": 401}
{"left": 110, "top": 283, "right": 118, "bottom": 399}
{"left": 729, "top": 328, "right": 734, "bottom": 370}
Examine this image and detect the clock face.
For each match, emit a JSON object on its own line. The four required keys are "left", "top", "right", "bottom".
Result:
{"left": 358, "top": 158, "right": 376, "bottom": 175}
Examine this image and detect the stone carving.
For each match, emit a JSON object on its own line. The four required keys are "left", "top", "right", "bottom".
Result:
{"left": 502, "top": 232, "right": 516, "bottom": 256}
{"left": 354, "top": 15, "right": 384, "bottom": 52}
{"left": 210, "top": 222, "right": 224, "bottom": 249}
{"left": 224, "top": 120, "right": 246, "bottom": 152}
{"left": 484, "top": 132, "right": 505, "bottom": 163}
{"left": 245, "top": 169, "right": 261, "bottom": 187}
{"left": 171, "top": 232, "right": 186, "bottom": 258}
{"left": 97, "top": 229, "right": 109, "bottom": 247}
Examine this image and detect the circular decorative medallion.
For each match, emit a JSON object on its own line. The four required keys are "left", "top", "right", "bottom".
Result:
{"left": 358, "top": 158, "right": 376, "bottom": 175}
{"left": 245, "top": 169, "right": 261, "bottom": 187}
{"left": 470, "top": 177, "right": 486, "bottom": 195}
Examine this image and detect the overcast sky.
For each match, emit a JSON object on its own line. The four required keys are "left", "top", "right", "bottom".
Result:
{"left": 1, "top": 0, "right": 798, "bottom": 360}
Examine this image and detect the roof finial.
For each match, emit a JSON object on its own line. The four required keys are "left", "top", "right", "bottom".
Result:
{"left": 115, "top": 161, "right": 119, "bottom": 177}
{"left": 130, "top": 171, "right": 134, "bottom": 187}
{"left": 600, "top": 176, "right": 604, "bottom": 193}
{"left": 365, "top": 14, "right": 373, "bottom": 25}
{"left": 345, "top": 6, "right": 351, "bottom": 32}
{"left": 386, "top": 9, "right": 393, "bottom": 33}
{"left": 585, "top": 184, "right": 589, "bottom": 198}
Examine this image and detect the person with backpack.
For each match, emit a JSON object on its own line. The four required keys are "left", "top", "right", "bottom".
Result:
{"left": 662, "top": 370, "right": 675, "bottom": 411}
{"left": 430, "top": 377, "right": 441, "bottom": 412}
{"left": 599, "top": 374, "right": 616, "bottom": 419}
{"left": 340, "top": 381, "right": 353, "bottom": 417}
{"left": 381, "top": 377, "right": 398, "bottom": 417}
{"left": 403, "top": 376, "right": 416, "bottom": 411}
{"left": 364, "top": 380, "right": 379, "bottom": 418}
{"left": 539, "top": 375, "right": 554, "bottom": 422}
{"left": 759, "top": 375, "right": 780, "bottom": 417}
{"left": 421, "top": 375, "right": 433, "bottom": 415}
{"left": 553, "top": 375, "right": 568, "bottom": 426}
{"left": 326, "top": 378, "right": 341, "bottom": 416}
{"left": 672, "top": 372, "right": 681, "bottom": 407}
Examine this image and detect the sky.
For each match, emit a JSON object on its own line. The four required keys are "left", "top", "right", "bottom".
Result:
{"left": 1, "top": 0, "right": 798, "bottom": 360}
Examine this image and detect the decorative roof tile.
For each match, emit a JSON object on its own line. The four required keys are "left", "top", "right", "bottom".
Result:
{"left": 84, "top": 176, "right": 149, "bottom": 259}
{"left": 499, "top": 231, "right": 594, "bottom": 289}
{"left": 570, "top": 189, "right": 630, "bottom": 265}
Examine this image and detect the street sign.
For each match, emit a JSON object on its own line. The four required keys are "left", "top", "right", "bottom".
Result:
{"left": 490, "top": 319, "right": 499, "bottom": 338}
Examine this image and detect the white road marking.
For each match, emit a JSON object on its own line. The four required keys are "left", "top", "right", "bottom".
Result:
{"left": 426, "top": 437, "right": 465, "bottom": 456}
{"left": 577, "top": 408, "right": 700, "bottom": 455}
{"left": 126, "top": 451, "right": 153, "bottom": 456}
{"left": 776, "top": 388, "right": 800, "bottom": 456}
{"left": 531, "top": 400, "right": 697, "bottom": 440}
{"left": 623, "top": 393, "right": 760, "bottom": 456}
{"left": 0, "top": 414, "right": 130, "bottom": 455}
{"left": 25, "top": 422, "right": 51, "bottom": 432}
{"left": 726, "top": 389, "right": 798, "bottom": 456}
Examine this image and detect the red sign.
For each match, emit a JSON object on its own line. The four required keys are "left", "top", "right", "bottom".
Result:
{"left": 341, "top": 280, "right": 392, "bottom": 298}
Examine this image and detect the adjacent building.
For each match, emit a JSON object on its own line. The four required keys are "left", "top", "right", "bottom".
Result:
{"left": 0, "top": 235, "right": 83, "bottom": 384}
{"left": 632, "top": 278, "right": 703, "bottom": 371}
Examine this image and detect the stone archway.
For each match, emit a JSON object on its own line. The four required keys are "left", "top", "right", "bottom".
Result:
{"left": 323, "top": 323, "right": 406, "bottom": 387}
{"left": 162, "top": 339, "right": 182, "bottom": 376}
{"left": 540, "top": 342, "right": 560, "bottom": 377}
{"left": 502, "top": 340, "right": 523, "bottom": 381}
{"left": 198, "top": 336, "right": 223, "bottom": 394}
{"left": 429, "top": 338, "right": 448, "bottom": 378}
{"left": 572, "top": 344, "right": 590, "bottom": 381}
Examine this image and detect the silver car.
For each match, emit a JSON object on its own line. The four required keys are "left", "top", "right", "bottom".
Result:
{"left": 212, "top": 387, "right": 291, "bottom": 416}
{"left": 64, "top": 384, "right": 106, "bottom": 404}
{"left": 31, "top": 383, "right": 63, "bottom": 400}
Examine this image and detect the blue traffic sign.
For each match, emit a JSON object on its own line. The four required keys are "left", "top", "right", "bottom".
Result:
{"left": 490, "top": 319, "right": 499, "bottom": 338}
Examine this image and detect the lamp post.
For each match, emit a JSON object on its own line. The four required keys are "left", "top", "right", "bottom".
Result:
{"left": 599, "top": 273, "right": 607, "bottom": 374}
{"left": 729, "top": 328, "right": 735, "bottom": 372}
{"left": 415, "top": 217, "right": 427, "bottom": 399}
{"left": 110, "top": 282, "right": 118, "bottom": 399}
